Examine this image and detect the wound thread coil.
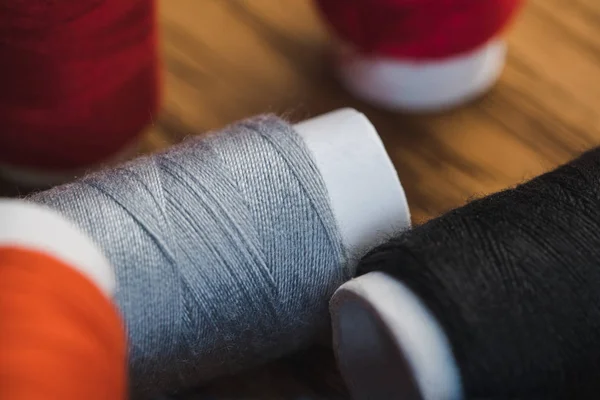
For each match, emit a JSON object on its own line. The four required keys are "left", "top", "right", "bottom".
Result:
{"left": 0, "top": 0, "right": 159, "bottom": 172}
{"left": 333, "top": 147, "right": 600, "bottom": 399}
{"left": 0, "top": 246, "right": 127, "bottom": 400}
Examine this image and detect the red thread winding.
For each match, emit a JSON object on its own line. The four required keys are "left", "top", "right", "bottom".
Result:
{"left": 0, "top": 0, "right": 159, "bottom": 170}
{"left": 315, "top": 0, "right": 525, "bottom": 60}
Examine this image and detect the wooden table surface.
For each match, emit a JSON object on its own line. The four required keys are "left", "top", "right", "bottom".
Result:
{"left": 145, "top": 0, "right": 600, "bottom": 398}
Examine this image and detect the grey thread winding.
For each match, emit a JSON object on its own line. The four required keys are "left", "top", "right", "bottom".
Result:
{"left": 29, "top": 116, "right": 348, "bottom": 396}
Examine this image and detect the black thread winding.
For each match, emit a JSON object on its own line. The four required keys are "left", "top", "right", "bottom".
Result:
{"left": 358, "top": 148, "right": 600, "bottom": 399}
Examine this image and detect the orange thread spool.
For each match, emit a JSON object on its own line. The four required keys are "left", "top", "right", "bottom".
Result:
{"left": 0, "top": 247, "right": 127, "bottom": 400}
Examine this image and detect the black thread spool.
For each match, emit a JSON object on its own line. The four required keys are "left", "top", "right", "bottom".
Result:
{"left": 331, "top": 147, "right": 600, "bottom": 399}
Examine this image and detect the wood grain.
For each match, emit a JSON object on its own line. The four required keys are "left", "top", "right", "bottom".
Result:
{"left": 151, "top": 0, "right": 600, "bottom": 222}
{"left": 144, "top": 1, "right": 600, "bottom": 397}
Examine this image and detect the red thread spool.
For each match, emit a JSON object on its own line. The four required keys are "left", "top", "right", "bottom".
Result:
{"left": 314, "top": 0, "right": 525, "bottom": 60}
{"left": 0, "top": 0, "right": 159, "bottom": 176}
{"left": 314, "top": 0, "right": 526, "bottom": 112}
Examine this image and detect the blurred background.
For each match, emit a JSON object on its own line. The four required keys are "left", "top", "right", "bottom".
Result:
{"left": 146, "top": 0, "right": 600, "bottom": 227}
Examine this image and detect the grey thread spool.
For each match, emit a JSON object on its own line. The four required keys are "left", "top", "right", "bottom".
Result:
{"left": 26, "top": 109, "right": 410, "bottom": 396}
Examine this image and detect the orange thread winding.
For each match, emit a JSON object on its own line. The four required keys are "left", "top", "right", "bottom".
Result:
{"left": 0, "top": 247, "right": 127, "bottom": 400}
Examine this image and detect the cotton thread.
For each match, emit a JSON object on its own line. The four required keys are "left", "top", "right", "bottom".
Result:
{"left": 0, "top": 247, "right": 127, "bottom": 400}
{"left": 315, "top": 0, "right": 524, "bottom": 59}
{"left": 355, "top": 147, "right": 600, "bottom": 398}
{"left": 29, "top": 115, "right": 348, "bottom": 397}
{"left": 0, "top": 0, "right": 158, "bottom": 170}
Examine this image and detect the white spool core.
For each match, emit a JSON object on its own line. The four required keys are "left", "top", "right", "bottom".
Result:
{"left": 331, "top": 271, "right": 463, "bottom": 400}
{"left": 336, "top": 39, "right": 506, "bottom": 112}
{"left": 294, "top": 108, "right": 411, "bottom": 260}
